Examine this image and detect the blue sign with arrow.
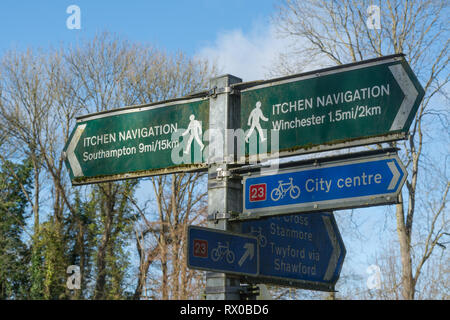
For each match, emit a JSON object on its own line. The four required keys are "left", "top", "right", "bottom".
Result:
{"left": 187, "top": 226, "right": 259, "bottom": 276}
{"left": 243, "top": 154, "right": 407, "bottom": 217}
{"left": 234, "top": 212, "right": 346, "bottom": 291}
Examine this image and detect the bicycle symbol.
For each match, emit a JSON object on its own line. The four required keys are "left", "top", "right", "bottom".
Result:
{"left": 211, "top": 242, "right": 235, "bottom": 264}
{"left": 250, "top": 226, "right": 267, "bottom": 248}
{"left": 270, "top": 178, "right": 301, "bottom": 201}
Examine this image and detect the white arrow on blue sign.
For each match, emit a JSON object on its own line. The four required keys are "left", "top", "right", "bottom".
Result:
{"left": 187, "top": 226, "right": 259, "bottom": 276}
{"left": 242, "top": 153, "right": 407, "bottom": 218}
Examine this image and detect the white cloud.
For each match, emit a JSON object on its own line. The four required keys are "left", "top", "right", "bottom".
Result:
{"left": 196, "top": 22, "right": 290, "bottom": 82}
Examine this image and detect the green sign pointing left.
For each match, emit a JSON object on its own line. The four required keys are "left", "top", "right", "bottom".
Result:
{"left": 63, "top": 98, "right": 209, "bottom": 185}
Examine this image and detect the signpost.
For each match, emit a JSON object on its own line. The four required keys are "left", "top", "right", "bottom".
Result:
{"left": 233, "top": 212, "right": 345, "bottom": 291}
{"left": 242, "top": 153, "right": 407, "bottom": 218}
{"left": 63, "top": 97, "right": 209, "bottom": 185}
{"left": 240, "top": 54, "right": 424, "bottom": 159}
{"left": 187, "top": 226, "right": 259, "bottom": 277}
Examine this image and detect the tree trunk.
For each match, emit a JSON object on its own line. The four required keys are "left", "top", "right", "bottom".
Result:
{"left": 94, "top": 183, "right": 114, "bottom": 299}
{"left": 32, "top": 155, "right": 40, "bottom": 235}
{"left": 395, "top": 195, "right": 414, "bottom": 300}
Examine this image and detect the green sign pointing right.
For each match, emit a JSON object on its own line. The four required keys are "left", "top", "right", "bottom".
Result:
{"left": 241, "top": 54, "right": 424, "bottom": 158}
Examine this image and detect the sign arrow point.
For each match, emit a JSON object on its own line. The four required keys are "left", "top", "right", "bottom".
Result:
{"left": 323, "top": 215, "right": 342, "bottom": 282}
{"left": 389, "top": 64, "right": 419, "bottom": 131}
{"left": 387, "top": 161, "right": 401, "bottom": 190}
{"left": 67, "top": 124, "right": 86, "bottom": 178}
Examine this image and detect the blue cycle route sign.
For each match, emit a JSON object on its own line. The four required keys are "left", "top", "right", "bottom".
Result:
{"left": 243, "top": 154, "right": 407, "bottom": 218}
{"left": 187, "top": 226, "right": 259, "bottom": 276}
{"left": 234, "top": 212, "right": 346, "bottom": 291}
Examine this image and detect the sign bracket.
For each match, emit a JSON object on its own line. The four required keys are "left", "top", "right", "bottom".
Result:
{"left": 230, "top": 147, "right": 400, "bottom": 177}
{"left": 207, "top": 211, "right": 231, "bottom": 221}
{"left": 208, "top": 85, "right": 239, "bottom": 98}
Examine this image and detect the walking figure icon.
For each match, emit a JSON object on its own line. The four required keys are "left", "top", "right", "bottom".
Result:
{"left": 245, "top": 101, "right": 268, "bottom": 143}
{"left": 183, "top": 114, "right": 204, "bottom": 154}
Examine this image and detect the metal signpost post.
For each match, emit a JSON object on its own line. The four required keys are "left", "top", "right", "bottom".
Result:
{"left": 205, "top": 74, "right": 244, "bottom": 300}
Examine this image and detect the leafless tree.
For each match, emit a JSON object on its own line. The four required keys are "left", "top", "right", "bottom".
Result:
{"left": 120, "top": 43, "right": 214, "bottom": 299}
{"left": 131, "top": 173, "right": 208, "bottom": 300}
{"left": 0, "top": 49, "right": 50, "bottom": 236}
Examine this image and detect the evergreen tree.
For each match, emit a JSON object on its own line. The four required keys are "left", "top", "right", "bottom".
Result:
{"left": 65, "top": 189, "right": 97, "bottom": 299}
{"left": 93, "top": 180, "right": 138, "bottom": 299}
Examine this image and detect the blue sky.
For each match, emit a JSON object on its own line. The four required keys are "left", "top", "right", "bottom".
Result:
{"left": 1, "top": 2, "right": 273, "bottom": 58}
{"left": 0, "top": 1, "right": 290, "bottom": 81}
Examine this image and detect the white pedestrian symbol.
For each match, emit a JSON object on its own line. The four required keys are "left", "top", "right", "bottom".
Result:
{"left": 245, "top": 101, "right": 268, "bottom": 143}
{"left": 183, "top": 114, "right": 204, "bottom": 154}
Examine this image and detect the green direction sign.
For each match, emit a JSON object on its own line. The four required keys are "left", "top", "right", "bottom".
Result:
{"left": 63, "top": 98, "right": 209, "bottom": 185}
{"left": 241, "top": 55, "right": 424, "bottom": 159}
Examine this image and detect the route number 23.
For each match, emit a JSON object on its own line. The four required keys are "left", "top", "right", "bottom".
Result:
{"left": 193, "top": 239, "right": 208, "bottom": 258}
{"left": 249, "top": 183, "right": 266, "bottom": 202}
